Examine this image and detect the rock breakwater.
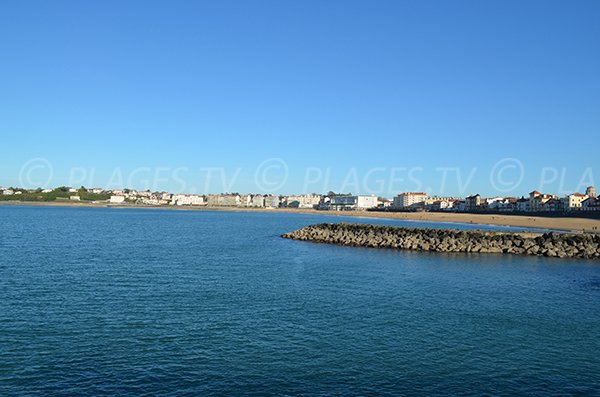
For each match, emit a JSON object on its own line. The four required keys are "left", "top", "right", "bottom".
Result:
{"left": 282, "top": 223, "right": 600, "bottom": 259}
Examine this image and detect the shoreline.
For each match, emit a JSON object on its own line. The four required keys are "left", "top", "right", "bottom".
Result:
{"left": 1, "top": 200, "right": 600, "bottom": 233}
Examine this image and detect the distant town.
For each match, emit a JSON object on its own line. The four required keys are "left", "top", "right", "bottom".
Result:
{"left": 1, "top": 185, "right": 599, "bottom": 214}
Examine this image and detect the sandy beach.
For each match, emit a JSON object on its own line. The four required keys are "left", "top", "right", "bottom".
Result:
{"left": 2, "top": 200, "right": 600, "bottom": 233}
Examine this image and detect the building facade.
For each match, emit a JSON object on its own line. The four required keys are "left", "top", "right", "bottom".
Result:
{"left": 464, "top": 194, "right": 481, "bottom": 211}
{"left": 356, "top": 195, "right": 378, "bottom": 209}
{"left": 330, "top": 196, "right": 358, "bottom": 211}
{"left": 564, "top": 193, "right": 588, "bottom": 211}
{"left": 392, "top": 192, "right": 427, "bottom": 209}
{"left": 285, "top": 194, "right": 322, "bottom": 209}
{"left": 586, "top": 186, "right": 596, "bottom": 198}
{"left": 110, "top": 195, "right": 125, "bottom": 204}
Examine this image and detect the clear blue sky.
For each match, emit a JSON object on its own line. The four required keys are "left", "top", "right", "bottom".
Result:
{"left": 1, "top": 0, "right": 598, "bottom": 197}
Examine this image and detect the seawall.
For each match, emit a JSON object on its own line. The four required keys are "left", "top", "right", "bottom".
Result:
{"left": 282, "top": 223, "right": 600, "bottom": 259}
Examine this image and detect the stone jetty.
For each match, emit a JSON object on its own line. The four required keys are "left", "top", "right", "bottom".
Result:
{"left": 282, "top": 223, "right": 600, "bottom": 259}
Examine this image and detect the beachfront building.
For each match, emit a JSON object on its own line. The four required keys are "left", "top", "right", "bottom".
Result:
{"left": 516, "top": 197, "right": 530, "bottom": 212}
{"left": 586, "top": 186, "right": 596, "bottom": 198}
{"left": 264, "top": 195, "right": 280, "bottom": 208}
{"left": 252, "top": 194, "right": 265, "bottom": 207}
{"left": 542, "top": 198, "right": 563, "bottom": 212}
{"left": 204, "top": 194, "right": 223, "bottom": 206}
{"left": 110, "top": 195, "right": 125, "bottom": 204}
{"left": 171, "top": 194, "right": 206, "bottom": 206}
{"left": 529, "top": 191, "right": 557, "bottom": 212}
{"left": 377, "top": 197, "right": 392, "bottom": 208}
{"left": 529, "top": 191, "right": 542, "bottom": 211}
{"left": 141, "top": 198, "right": 161, "bottom": 205}
{"left": 219, "top": 194, "right": 241, "bottom": 207}
{"left": 205, "top": 194, "right": 219, "bottom": 206}
{"left": 582, "top": 197, "right": 600, "bottom": 211}
{"left": 205, "top": 193, "right": 242, "bottom": 206}
{"left": 464, "top": 194, "right": 481, "bottom": 211}
{"left": 429, "top": 200, "right": 455, "bottom": 211}
{"left": 484, "top": 197, "right": 505, "bottom": 209}
{"left": 564, "top": 193, "right": 589, "bottom": 211}
{"left": 285, "top": 194, "right": 322, "bottom": 209}
{"left": 425, "top": 196, "right": 461, "bottom": 206}
{"left": 392, "top": 192, "right": 427, "bottom": 209}
{"left": 451, "top": 200, "right": 465, "bottom": 211}
{"left": 356, "top": 195, "right": 378, "bottom": 209}
{"left": 317, "top": 197, "right": 332, "bottom": 210}
{"left": 70, "top": 195, "right": 81, "bottom": 201}
{"left": 330, "top": 195, "right": 358, "bottom": 211}
{"left": 487, "top": 197, "right": 517, "bottom": 212}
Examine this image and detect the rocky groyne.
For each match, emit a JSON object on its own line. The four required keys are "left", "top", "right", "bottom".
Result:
{"left": 282, "top": 223, "right": 600, "bottom": 259}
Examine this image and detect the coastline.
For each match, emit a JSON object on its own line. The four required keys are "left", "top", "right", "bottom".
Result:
{"left": 1, "top": 200, "right": 600, "bottom": 233}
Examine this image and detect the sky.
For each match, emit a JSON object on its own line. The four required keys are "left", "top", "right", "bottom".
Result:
{"left": 1, "top": 0, "right": 599, "bottom": 197}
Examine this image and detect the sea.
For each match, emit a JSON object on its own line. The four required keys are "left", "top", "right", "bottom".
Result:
{"left": 1, "top": 205, "right": 599, "bottom": 396}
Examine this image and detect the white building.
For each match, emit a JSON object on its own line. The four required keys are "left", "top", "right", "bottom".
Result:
{"left": 171, "top": 194, "right": 205, "bottom": 206}
{"left": 252, "top": 195, "right": 265, "bottom": 207}
{"left": 565, "top": 193, "right": 588, "bottom": 211}
{"left": 141, "top": 198, "right": 161, "bottom": 205}
{"left": 485, "top": 197, "right": 516, "bottom": 212}
{"left": 110, "top": 195, "right": 126, "bottom": 204}
{"left": 485, "top": 197, "right": 506, "bottom": 208}
{"left": 491, "top": 198, "right": 516, "bottom": 212}
{"left": 429, "top": 200, "right": 455, "bottom": 211}
{"left": 356, "top": 195, "right": 378, "bottom": 209}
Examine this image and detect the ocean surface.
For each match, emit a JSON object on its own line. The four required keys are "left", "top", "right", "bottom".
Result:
{"left": 1, "top": 205, "right": 599, "bottom": 396}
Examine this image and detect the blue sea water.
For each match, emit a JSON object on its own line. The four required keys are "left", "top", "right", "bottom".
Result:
{"left": 1, "top": 206, "right": 599, "bottom": 396}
